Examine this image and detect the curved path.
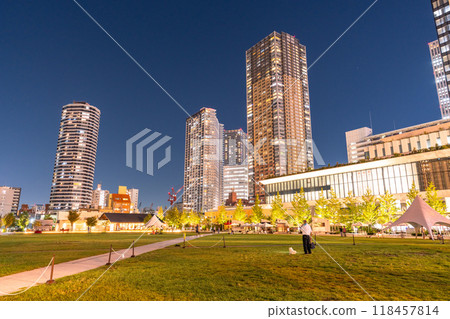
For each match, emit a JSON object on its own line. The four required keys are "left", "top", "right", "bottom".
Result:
{"left": 0, "top": 234, "right": 210, "bottom": 296}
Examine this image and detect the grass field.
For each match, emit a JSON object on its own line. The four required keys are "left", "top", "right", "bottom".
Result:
{"left": 0, "top": 232, "right": 183, "bottom": 277}
{"left": 1, "top": 234, "right": 449, "bottom": 301}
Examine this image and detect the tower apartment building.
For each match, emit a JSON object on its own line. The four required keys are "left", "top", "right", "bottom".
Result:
{"left": 183, "top": 108, "right": 222, "bottom": 212}
{"left": 223, "top": 129, "right": 249, "bottom": 202}
{"left": 431, "top": 0, "right": 450, "bottom": 118}
{"left": 429, "top": 40, "right": 450, "bottom": 118}
{"left": 49, "top": 101, "right": 101, "bottom": 211}
{"left": 246, "top": 31, "right": 313, "bottom": 201}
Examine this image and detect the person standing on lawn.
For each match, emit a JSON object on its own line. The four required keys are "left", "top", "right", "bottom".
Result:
{"left": 300, "top": 220, "right": 312, "bottom": 254}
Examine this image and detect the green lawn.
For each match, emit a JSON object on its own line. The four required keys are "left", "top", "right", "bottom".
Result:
{"left": 0, "top": 232, "right": 183, "bottom": 277}
{"left": 1, "top": 234, "right": 449, "bottom": 301}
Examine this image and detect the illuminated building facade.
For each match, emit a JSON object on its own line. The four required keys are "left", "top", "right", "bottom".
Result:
{"left": 0, "top": 186, "right": 21, "bottom": 216}
{"left": 429, "top": 40, "right": 450, "bottom": 118}
{"left": 183, "top": 108, "right": 222, "bottom": 212}
{"left": 261, "top": 149, "right": 450, "bottom": 211}
{"left": 345, "top": 127, "right": 373, "bottom": 163}
{"left": 345, "top": 119, "right": 450, "bottom": 163}
{"left": 223, "top": 165, "right": 249, "bottom": 202}
{"left": 431, "top": 0, "right": 450, "bottom": 118}
{"left": 223, "top": 129, "right": 249, "bottom": 202}
{"left": 91, "top": 184, "right": 110, "bottom": 209}
{"left": 110, "top": 193, "right": 131, "bottom": 213}
{"left": 246, "top": 31, "right": 313, "bottom": 202}
{"left": 49, "top": 102, "right": 101, "bottom": 211}
{"left": 127, "top": 188, "right": 139, "bottom": 213}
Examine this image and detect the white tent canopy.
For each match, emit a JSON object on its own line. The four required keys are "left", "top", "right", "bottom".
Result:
{"left": 386, "top": 196, "right": 450, "bottom": 239}
{"left": 145, "top": 215, "right": 166, "bottom": 228}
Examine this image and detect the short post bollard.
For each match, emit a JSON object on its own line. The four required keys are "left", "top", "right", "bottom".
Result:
{"left": 352, "top": 233, "right": 355, "bottom": 245}
{"left": 183, "top": 233, "right": 186, "bottom": 249}
{"left": 46, "top": 255, "right": 55, "bottom": 284}
{"left": 223, "top": 235, "right": 226, "bottom": 248}
{"left": 106, "top": 244, "right": 112, "bottom": 265}
{"left": 131, "top": 241, "right": 135, "bottom": 258}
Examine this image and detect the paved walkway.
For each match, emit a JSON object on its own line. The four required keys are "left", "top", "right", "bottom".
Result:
{"left": 0, "top": 234, "right": 210, "bottom": 296}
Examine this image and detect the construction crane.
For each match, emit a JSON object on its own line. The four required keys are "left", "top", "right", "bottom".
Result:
{"left": 168, "top": 186, "right": 183, "bottom": 206}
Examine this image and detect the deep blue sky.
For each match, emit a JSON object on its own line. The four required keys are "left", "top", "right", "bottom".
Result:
{"left": 0, "top": 0, "right": 440, "bottom": 208}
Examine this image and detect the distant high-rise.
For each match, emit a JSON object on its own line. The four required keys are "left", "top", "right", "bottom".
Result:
{"left": 91, "top": 184, "right": 110, "bottom": 209}
{"left": 183, "top": 108, "right": 222, "bottom": 212}
{"left": 345, "top": 119, "right": 450, "bottom": 163}
{"left": 49, "top": 102, "right": 101, "bottom": 211}
{"left": 431, "top": 0, "right": 450, "bottom": 119}
{"left": 223, "top": 129, "right": 249, "bottom": 202}
{"left": 0, "top": 186, "right": 21, "bottom": 216}
{"left": 127, "top": 188, "right": 139, "bottom": 213}
{"left": 428, "top": 40, "right": 450, "bottom": 118}
{"left": 345, "top": 127, "right": 373, "bottom": 163}
{"left": 246, "top": 31, "right": 313, "bottom": 201}
{"left": 224, "top": 129, "right": 247, "bottom": 166}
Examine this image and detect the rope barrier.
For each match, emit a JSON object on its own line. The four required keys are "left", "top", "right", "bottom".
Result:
{"left": 111, "top": 248, "right": 125, "bottom": 259}
{"left": 185, "top": 236, "right": 224, "bottom": 249}
{"left": 0, "top": 256, "right": 54, "bottom": 296}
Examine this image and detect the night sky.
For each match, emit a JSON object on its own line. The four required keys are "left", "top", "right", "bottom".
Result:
{"left": 0, "top": 0, "right": 440, "bottom": 208}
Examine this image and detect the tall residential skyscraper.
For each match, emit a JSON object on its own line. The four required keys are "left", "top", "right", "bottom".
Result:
{"left": 431, "top": 0, "right": 450, "bottom": 119}
{"left": 49, "top": 102, "right": 101, "bottom": 211}
{"left": 223, "top": 129, "right": 249, "bottom": 202}
{"left": 246, "top": 31, "right": 313, "bottom": 201}
{"left": 183, "top": 108, "right": 222, "bottom": 212}
{"left": 429, "top": 40, "right": 450, "bottom": 119}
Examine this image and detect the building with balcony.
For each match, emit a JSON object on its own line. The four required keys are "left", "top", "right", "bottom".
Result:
{"left": 0, "top": 186, "right": 21, "bottom": 216}
{"left": 431, "top": 0, "right": 450, "bottom": 118}
{"left": 246, "top": 31, "right": 313, "bottom": 202}
{"left": 49, "top": 101, "right": 101, "bottom": 211}
{"left": 183, "top": 107, "right": 222, "bottom": 212}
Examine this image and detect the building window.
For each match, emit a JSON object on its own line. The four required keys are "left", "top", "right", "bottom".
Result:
{"left": 417, "top": 141, "right": 421, "bottom": 150}
{"left": 382, "top": 148, "right": 386, "bottom": 157}
{"left": 408, "top": 143, "right": 412, "bottom": 152}
{"left": 426, "top": 139, "right": 431, "bottom": 148}
{"left": 399, "top": 145, "right": 403, "bottom": 153}
{"left": 437, "top": 137, "right": 442, "bottom": 146}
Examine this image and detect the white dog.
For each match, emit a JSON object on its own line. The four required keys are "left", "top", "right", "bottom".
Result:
{"left": 289, "top": 247, "right": 297, "bottom": 255}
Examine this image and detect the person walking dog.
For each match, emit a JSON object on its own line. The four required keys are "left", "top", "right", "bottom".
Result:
{"left": 299, "top": 220, "right": 313, "bottom": 254}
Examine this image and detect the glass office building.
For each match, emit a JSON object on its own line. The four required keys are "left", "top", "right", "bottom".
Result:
{"left": 261, "top": 149, "right": 450, "bottom": 205}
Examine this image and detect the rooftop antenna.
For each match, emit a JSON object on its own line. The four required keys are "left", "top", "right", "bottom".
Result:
{"left": 369, "top": 111, "right": 373, "bottom": 130}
